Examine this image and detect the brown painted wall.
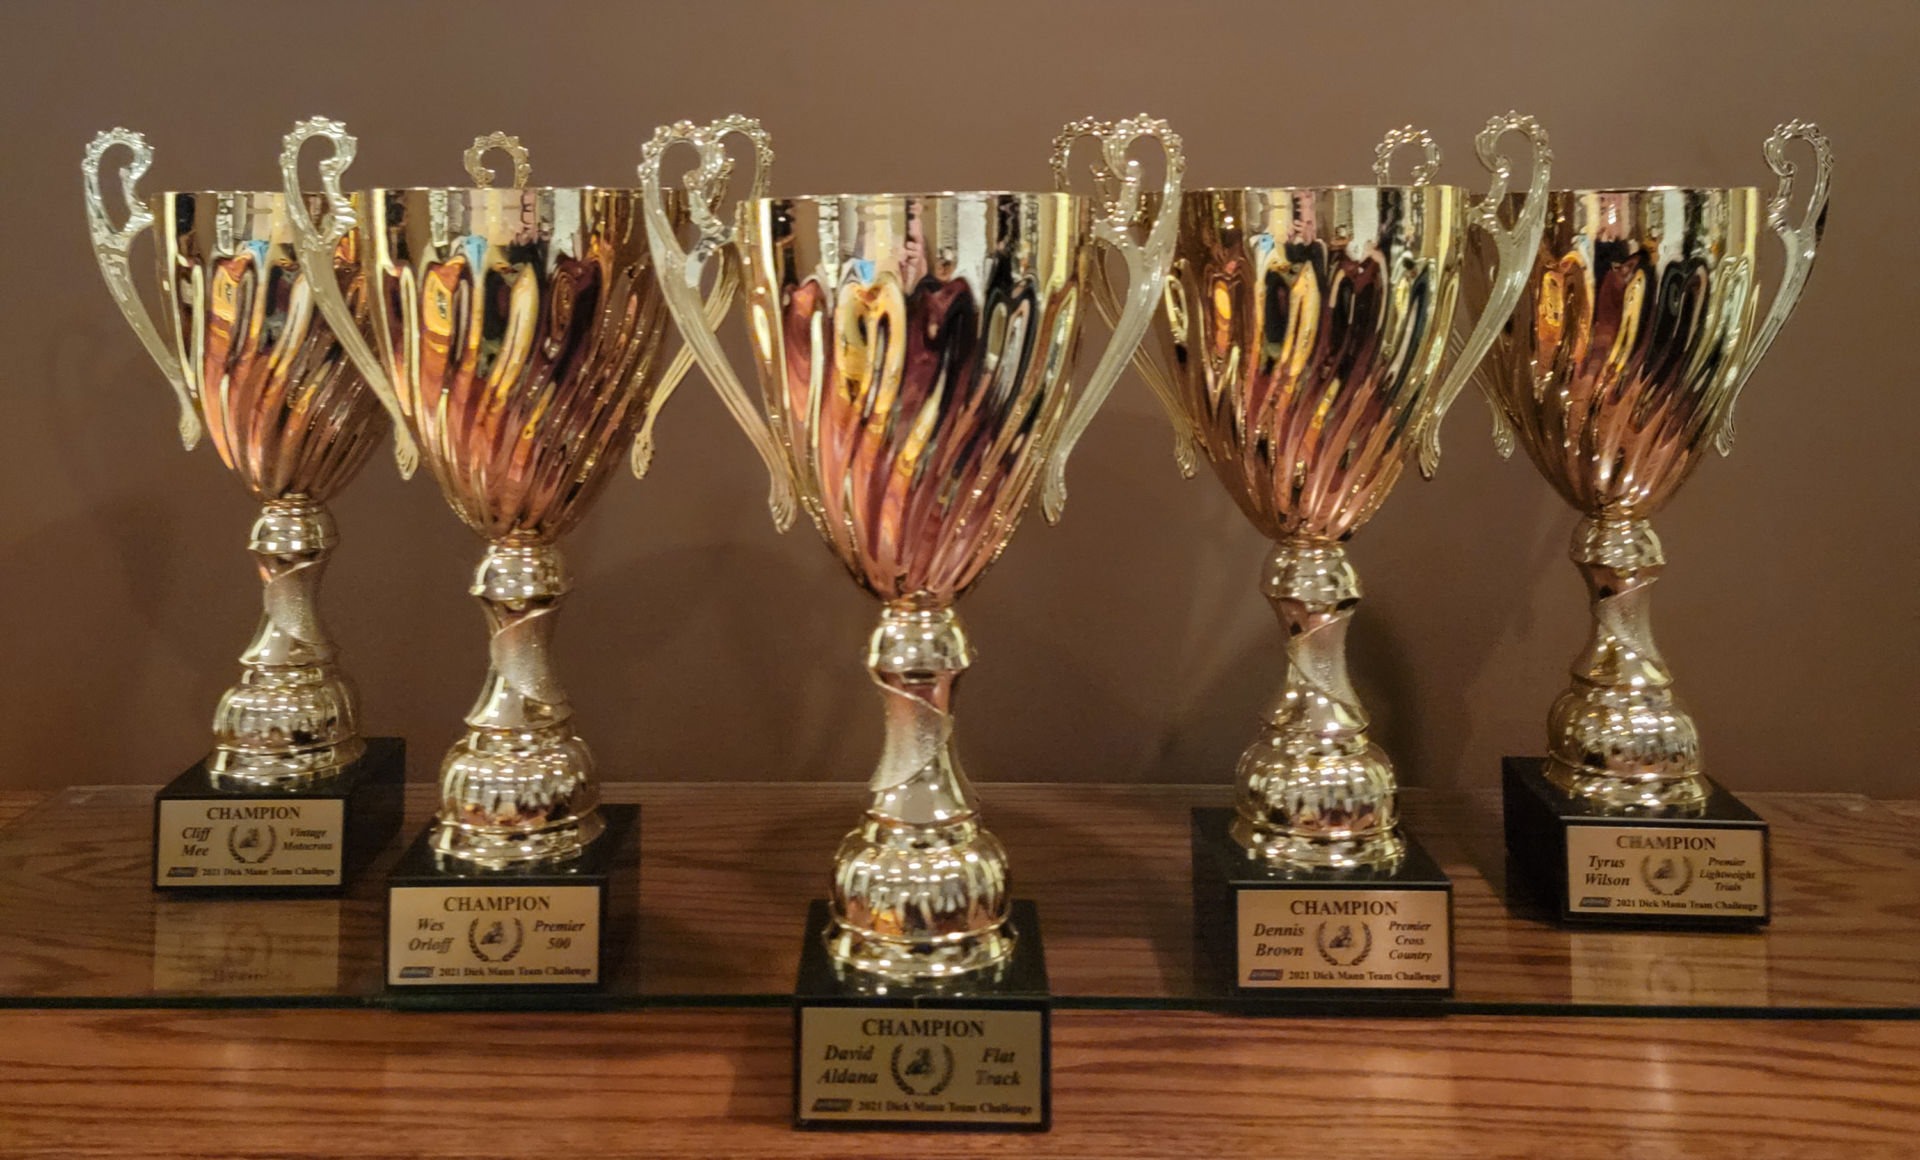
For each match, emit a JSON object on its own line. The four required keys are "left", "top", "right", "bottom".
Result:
{"left": 1, "top": 0, "right": 1913, "bottom": 795}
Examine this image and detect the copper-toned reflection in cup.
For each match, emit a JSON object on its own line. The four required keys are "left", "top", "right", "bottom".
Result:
{"left": 1127, "top": 116, "right": 1552, "bottom": 870}
{"left": 1466, "top": 122, "right": 1832, "bottom": 814}
{"left": 285, "top": 120, "right": 708, "bottom": 868}
{"left": 643, "top": 115, "right": 1183, "bottom": 980}
{"left": 83, "top": 129, "right": 388, "bottom": 789}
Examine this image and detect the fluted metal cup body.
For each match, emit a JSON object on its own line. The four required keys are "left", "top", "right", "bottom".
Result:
{"left": 756, "top": 193, "right": 1091, "bottom": 603}
{"left": 163, "top": 193, "right": 387, "bottom": 506}
{"left": 363, "top": 185, "right": 678, "bottom": 866}
{"left": 1151, "top": 183, "right": 1496, "bottom": 868}
{"left": 110, "top": 182, "right": 387, "bottom": 788}
{"left": 744, "top": 191, "right": 1106, "bottom": 976}
{"left": 1467, "top": 187, "right": 1763, "bottom": 811}
{"left": 1164, "top": 185, "right": 1469, "bottom": 541}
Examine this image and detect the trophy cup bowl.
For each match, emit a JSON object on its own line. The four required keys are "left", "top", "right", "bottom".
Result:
{"left": 285, "top": 121, "right": 697, "bottom": 869}
{"left": 643, "top": 115, "right": 1184, "bottom": 981}
{"left": 84, "top": 128, "right": 389, "bottom": 790}
{"left": 1129, "top": 117, "right": 1552, "bottom": 871}
{"left": 1465, "top": 122, "right": 1832, "bottom": 815}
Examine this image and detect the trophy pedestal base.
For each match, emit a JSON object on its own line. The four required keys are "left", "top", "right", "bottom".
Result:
{"left": 792, "top": 899, "right": 1050, "bottom": 1132}
{"left": 383, "top": 803, "right": 638, "bottom": 996}
{"left": 1504, "top": 757, "right": 1770, "bottom": 928}
{"left": 1191, "top": 807, "right": 1453, "bottom": 1000}
{"left": 151, "top": 737, "right": 404, "bottom": 895}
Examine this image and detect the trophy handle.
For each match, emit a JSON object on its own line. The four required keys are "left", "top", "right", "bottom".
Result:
{"left": 82, "top": 128, "right": 202, "bottom": 451}
{"left": 462, "top": 131, "right": 531, "bottom": 189}
{"left": 1053, "top": 125, "right": 1198, "bottom": 481}
{"left": 632, "top": 236, "right": 740, "bottom": 480}
{"left": 1415, "top": 111, "right": 1552, "bottom": 479}
{"left": 638, "top": 115, "right": 796, "bottom": 531}
{"left": 1041, "top": 114, "right": 1187, "bottom": 524}
{"left": 279, "top": 116, "right": 419, "bottom": 480}
{"left": 1713, "top": 120, "right": 1833, "bottom": 456}
{"left": 1372, "top": 124, "right": 1443, "bottom": 186}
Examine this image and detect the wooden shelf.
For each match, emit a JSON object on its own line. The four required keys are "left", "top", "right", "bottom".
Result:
{"left": 0, "top": 783, "right": 1913, "bottom": 1012}
{"left": 0, "top": 787, "right": 1915, "bottom": 1155}
{"left": 1, "top": 1008, "right": 1915, "bottom": 1157}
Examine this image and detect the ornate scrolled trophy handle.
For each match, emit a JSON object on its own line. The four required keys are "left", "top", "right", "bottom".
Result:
{"left": 279, "top": 116, "right": 419, "bottom": 479}
{"left": 1418, "top": 111, "right": 1552, "bottom": 478}
{"left": 1713, "top": 121, "right": 1832, "bottom": 456}
{"left": 1042, "top": 114, "right": 1187, "bottom": 523}
{"left": 1053, "top": 122, "right": 1198, "bottom": 481}
{"left": 638, "top": 115, "right": 796, "bottom": 530}
{"left": 463, "top": 132, "right": 531, "bottom": 189}
{"left": 1373, "top": 124, "right": 1443, "bottom": 186}
{"left": 83, "top": 129, "right": 202, "bottom": 451}
{"left": 631, "top": 229, "right": 741, "bottom": 479}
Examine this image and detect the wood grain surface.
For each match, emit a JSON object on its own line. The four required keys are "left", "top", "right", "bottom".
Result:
{"left": 0, "top": 1007, "right": 1915, "bottom": 1159}
{"left": 0, "top": 792, "right": 41, "bottom": 833}
{"left": 0, "top": 784, "right": 1913, "bottom": 1011}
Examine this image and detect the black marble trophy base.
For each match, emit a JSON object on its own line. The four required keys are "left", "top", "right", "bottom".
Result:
{"left": 383, "top": 803, "right": 638, "bottom": 999}
{"left": 1192, "top": 806, "right": 1453, "bottom": 1000}
{"left": 151, "top": 737, "right": 404, "bottom": 896}
{"left": 793, "top": 899, "right": 1050, "bottom": 1132}
{"left": 1504, "top": 757, "right": 1770, "bottom": 928}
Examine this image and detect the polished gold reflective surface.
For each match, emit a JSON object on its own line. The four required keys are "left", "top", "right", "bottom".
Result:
{"left": 1133, "top": 116, "right": 1551, "bottom": 870}
{"left": 645, "top": 115, "right": 1183, "bottom": 979}
{"left": 1465, "top": 122, "right": 1832, "bottom": 814}
{"left": 285, "top": 120, "right": 701, "bottom": 868}
{"left": 83, "top": 128, "right": 386, "bottom": 789}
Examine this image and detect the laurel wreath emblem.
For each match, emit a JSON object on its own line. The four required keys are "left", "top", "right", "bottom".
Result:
{"left": 226, "top": 824, "right": 278, "bottom": 865}
{"left": 1639, "top": 854, "right": 1696, "bottom": 898}
{"left": 888, "top": 1042, "right": 955, "bottom": 1097}
{"left": 467, "top": 916, "right": 525, "bottom": 963}
{"left": 1314, "top": 920, "right": 1374, "bottom": 968}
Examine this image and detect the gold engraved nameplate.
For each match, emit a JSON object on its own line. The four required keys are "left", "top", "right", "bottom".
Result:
{"left": 1564, "top": 824, "right": 1768, "bottom": 922}
{"left": 796, "top": 1006, "right": 1046, "bottom": 1128}
{"left": 1236, "top": 887, "right": 1452, "bottom": 991}
{"left": 387, "top": 885, "right": 602, "bottom": 987}
{"left": 155, "top": 799, "right": 345, "bottom": 887}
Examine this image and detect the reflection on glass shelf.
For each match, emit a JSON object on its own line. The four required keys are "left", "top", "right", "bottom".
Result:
{"left": 152, "top": 899, "right": 341, "bottom": 994}
{"left": 1568, "top": 932, "right": 1770, "bottom": 1007}
{"left": 0, "top": 783, "right": 1913, "bottom": 1015}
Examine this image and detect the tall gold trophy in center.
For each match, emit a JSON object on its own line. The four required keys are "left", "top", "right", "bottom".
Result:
{"left": 1132, "top": 117, "right": 1553, "bottom": 996}
{"left": 643, "top": 113, "right": 1182, "bottom": 1131}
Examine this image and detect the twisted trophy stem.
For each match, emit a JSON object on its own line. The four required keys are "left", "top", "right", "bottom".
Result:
{"left": 1546, "top": 518, "right": 1706, "bottom": 813}
{"left": 207, "top": 499, "right": 363, "bottom": 789}
{"left": 828, "top": 604, "right": 1014, "bottom": 979}
{"left": 432, "top": 541, "right": 603, "bottom": 867}
{"left": 1232, "top": 540, "right": 1404, "bottom": 870}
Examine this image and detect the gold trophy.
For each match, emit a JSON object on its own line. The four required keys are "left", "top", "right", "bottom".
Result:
{"left": 642, "top": 114, "right": 1182, "bottom": 1130}
{"left": 1472, "top": 123, "right": 1833, "bottom": 928}
{"left": 83, "top": 125, "right": 404, "bottom": 894}
{"left": 1122, "top": 117, "right": 1552, "bottom": 995}
{"left": 282, "top": 119, "right": 724, "bottom": 990}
